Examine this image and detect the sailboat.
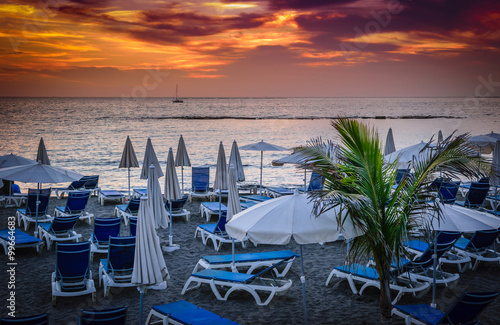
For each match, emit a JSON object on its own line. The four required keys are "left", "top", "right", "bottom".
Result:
{"left": 173, "top": 84, "right": 183, "bottom": 103}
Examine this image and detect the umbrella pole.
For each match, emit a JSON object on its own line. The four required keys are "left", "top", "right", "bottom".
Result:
{"left": 260, "top": 151, "right": 263, "bottom": 195}
{"left": 231, "top": 239, "right": 236, "bottom": 272}
{"left": 181, "top": 166, "right": 184, "bottom": 195}
{"left": 169, "top": 201, "right": 173, "bottom": 246}
{"left": 304, "top": 169, "right": 307, "bottom": 192}
{"left": 431, "top": 234, "right": 437, "bottom": 308}
{"left": 299, "top": 245, "right": 308, "bottom": 325}
{"left": 128, "top": 167, "right": 131, "bottom": 200}
{"left": 35, "top": 183, "right": 40, "bottom": 233}
{"left": 139, "top": 287, "right": 144, "bottom": 324}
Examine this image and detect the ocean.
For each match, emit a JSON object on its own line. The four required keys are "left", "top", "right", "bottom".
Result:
{"left": 0, "top": 97, "right": 498, "bottom": 192}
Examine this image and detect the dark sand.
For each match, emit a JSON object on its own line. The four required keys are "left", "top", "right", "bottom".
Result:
{"left": 1, "top": 194, "right": 499, "bottom": 324}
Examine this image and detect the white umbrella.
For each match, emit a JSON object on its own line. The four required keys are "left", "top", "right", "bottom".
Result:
{"left": 36, "top": 137, "right": 50, "bottom": 165}
{"left": 226, "top": 191, "right": 343, "bottom": 324}
{"left": 467, "top": 132, "right": 500, "bottom": 155}
{"left": 226, "top": 165, "right": 242, "bottom": 271}
{"left": 119, "top": 136, "right": 140, "bottom": 200}
{"left": 385, "top": 141, "right": 434, "bottom": 168}
{"left": 384, "top": 128, "right": 396, "bottom": 156}
{"left": 164, "top": 148, "right": 181, "bottom": 251}
{"left": 214, "top": 141, "right": 228, "bottom": 192}
{"left": 140, "top": 138, "right": 163, "bottom": 179}
{"left": 0, "top": 154, "right": 36, "bottom": 195}
{"left": 146, "top": 165, "right": 169, "bottom": 229}
{"left": 239, "top": 140, "right": 288, "bottom": 194}
{"left": 174, "top": 135, "right": 191, "bottom": 194}
{"left": 132, "top": 196, "right": 169, "bottom": 323}
{"left": 228, "top": 140, "right": 245, "bottom": 182}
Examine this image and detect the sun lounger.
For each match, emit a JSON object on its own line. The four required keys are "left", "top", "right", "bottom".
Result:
{"left": 114, "top": 198, "right": 140, "bottom": 226}
{"left": 146, "top": 300, "right": 240, "bottom": 325}
{"left": 240, "top": 194, "right": 272, "bottom": 203}
{"left": 54, "top": 191, "right": 94, "bottom": 225}
{"left": 99, "top": 236, "right": 136, "bottom": 298}
{"left": 200, "top": 201, "right": 227, "bottom": 222}
{"left": 98, "top": 190, "right": 125, "bottom": 206}
{"left": 455, "top": 179, "right": 490, "bottom": 209}
{"left": 3, "top": 193, "right": 28, "bottom": 208}
{"left": 486, "top": 194, "right": 500, "bottom": 214}
{"left": 0, "top": 313, "right": 49, "bottom": 324}
{"left": 36, "top": 215, "right": 82, "bottom": 250}
{"left": 265, "top": 186, "right": 294, "bottom": 198}
{"left": 192, "top": 250, "right": 299, "bottom": 276}
{"left": 431, "top": 179, "right": 460, "bottom": 204}
{"left": 392, "top": 291, "right": 499, "bottom": 325}
{"left": 89, "top": 217, "right": 121, "bottom": 262}
{"left": 0, "top": 229, "right": 44, "bottom": 254}
{"left": 195, "top": 212, "right": 246, "bottom": 251}
{"left": 129, "top": 217, "right": 137, "bottom": 236}
{"left": 133, "top": 188, "right": 147, "bottom": 198}
{"left": 81, "top": 175, "right": 100, "bottom": 197}
{"left": 181, "top": 259, "right": 293, "bottom": 306}
{"left": 79, "top": 306, "right": 127, "bottom": 325}
{"left": 54, "top": 177, "right": 87, "bottom": 199}
{"left": 52, "top": 242, "right": 96, "bottom": 306}
{"left": 16, "top": 188, "right": 52, "bottom": 231}
{"left": 240, "top": 200, "right": 257, "bottom": 210}
{"left": 189, "top": 167, "right": 213, "bottom": 202}
{"left": 165, "top": 196, "right": 190, "bottom": 222}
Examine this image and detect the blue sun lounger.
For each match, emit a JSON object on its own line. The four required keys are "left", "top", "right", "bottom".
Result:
{"left": 392, "top": 291, "right": 499, "bottom": 325}
{"left": 98, "top": 190, "right": 125, "bottom": 206}
{"left": 240, "top": 194, "right": 272, "bottom": 203}
{"left": 114, "top": 198, "right": 140, "bottom": 226}
{"left": 54, "top": 177, "right": 87, "bottom": 199}
{"left": 265, "top": 186, "right": 294, "bottom": 198}
{"left": 37, "top": 215, "right": 82, "bottom": 250}
{"left": 132, "top": 188, "right": 147, "bottom": 198}
{"left": 89, "top": 217, "right": 121, "bottom": 261}
{"left": 195, "top": 212, "right": 246, "bottom": 251}
{"left": 200, "top": 202, "right": 227, "bottom": 222}
{"left": 0, "top": 313, "right": 49, "bottom": 324}
{"left": 80, "top": 306, "right": 127, "bottom": 325}
{"left": 240, "top": 200, "right": 257, "bottom": 210}
{"left": 81, "top": 175, "right": 100, "bottom": 197}
{"left": 146, "top": 300, "right": 240, "bottom": 325}
{"left": 165, "top": 196, "right": 190, "bottom": 222}
{"left": 16, "top": 188, "right": 52, "bottom": 231}
{"left": 189, "top": 167, "right": 213, "bottom": 202}
{"left": 54, "top": 191, "right": 94, "bottom": 225}
{"left": 0, "top": 229, "right": 44, "bottom": 254}
{"left": 129, "top": 217, "right": 137, "bottom": 236}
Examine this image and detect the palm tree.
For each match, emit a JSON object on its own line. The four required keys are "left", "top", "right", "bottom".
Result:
{"left": 296, "top": 119, "right": 488, "bottom": 324}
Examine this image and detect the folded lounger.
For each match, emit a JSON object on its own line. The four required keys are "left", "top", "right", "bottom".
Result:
{"left": 98, "top": 190, "right": 125, "bottom": 206}
{"left": 114, "top": 198, "right": 140, "bottom": 226}
{"left": 0, "top": 229, "right": 44, "bottom": 254}
{"left": 192, "top": 250, "right": 299, "bottom": 276}
{"left": 0, "top": 313, "right": 49, "bottom": 324}
{"left": 36, "top": 215, "right": 82, "bottom": 250}
{"left": 200, "top": 202, "right": 227, "bottom": 222}
{"left": 54, "top": 191, "right": 94, "bottom": 225}
{"left": 181, "top": 259, "right": 293, "bottom": 306}
{"left": 189, "top": 167, "right": 212, "bottom": 202}
{"left": 52, "top": 242, "right": 96, "bottom": 306}
{"left": 54, "top": 177, "right": 87, "bottom": 199}
{"left": 146, "top": 300, "right": 240, "bottom": 325}
{"left": 89, "top": 217, "right": 121, "bottom": 262}
{"left": 194, "top": 212, "right": 246, "bottom": 251}
{"left": 165, "top": 196, "right": 190, "bottom": 222}
{"left": 16, "top": 188, "right": 52, "bottom": 231}
{"left": 392, "top": 291, "right": 499, "bottom": 325}
{"left": 79, "top": 306, "right": 127, "bottom": 325}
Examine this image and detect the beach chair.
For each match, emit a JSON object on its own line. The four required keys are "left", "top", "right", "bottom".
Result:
{"left": 36, "top": 215, "right": 82, "bottom": 250}
{"left": 240, "top": 200, "right": 257, "bottom": 210}
{"left": 392, "top": 291, "right": 500, "bottom": 325}
{"left": 98, "top": 190, "right": 125, "bottom": 206}
{"left": 298, "top": 171, "right": 325, "bottom": 193}
{"left": 132, "top": 188, "right": 147, "bottom": 198}
{"left": 54, "top": 191, "right": 94, "bottom": 225}
{"left": 265, "top": 186, "right": 294, "bottom": 198}
{"left": 431, "top": 179, "right": 460, "bottom": 204}
{"left": 0, "top": 313, "right": 49, "bottom": 324}
{"left": 182, "top": 259, "right": 293, "bottom": 306}
{"left": 16, "top": 188, "right": 52, "bottom": 231}
{"left": 442, "top": 229, "right": 500, "bottom": 271}
{"left": 54, "top": 177, "right": 87, "bottom": 199}
{"left": 114, "top": 198, "right": 140, "bottom": 226}
{"left": 52, "top": 242, "right": 96, "bottom": 306}
{"left": 396, "top": 168, "right": 411, "bottom": 185}
{"left": 165, "top": 196, "right": 190, "bottom": 222}
{"left": 455, "top": 179, "right": 490, "bottom": 209}
{"left": 99, "top": 236, "right": 136, "bottom": 298}
{"left": 146, "top": 300, "right": 240, "bottom": 325}
{"left": 79, "top": 306, "right": 127, "bottom": 325}
{"left": 486, "top": 193, "right": 500, "bottom": 215}
{"left": 192, "top": 250, "right": 299, "bottom": 276}
{"left": 240, "top": 194, "right": 272, "bottom": 203}
{"left": 200, "top": 201, "right": 227, "bottom": 222}
{"left": 0, "top": 229, "right": 44, "bottom": 254}
{"left": 195, "top": 212, "right": 246, "bottom": 251}
{"left": 89, "top": 217, "right": 121, "bottom": 262}
{"left": 129, "top": 217, "right": 137, "bottom": 237}
{"left": 189, "top": 167, "right": 212, "bottom": 202}
{"left": 81, "top": 175, "right": 100, "bottom": 197}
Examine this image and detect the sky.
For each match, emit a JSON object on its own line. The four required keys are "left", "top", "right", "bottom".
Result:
{"left": 1, "top": 0, "right": 500, "bottom": 97}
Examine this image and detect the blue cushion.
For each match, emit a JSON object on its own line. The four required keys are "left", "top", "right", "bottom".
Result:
{"left": 334, "top": 263, "right": 379, "bottom": 280}
{"left": 201, "top": 202, "right": 227, "bottom": 212}
{"left": 192, "top": 269, "right": 254, "bottom": 283}
{"left": 454, "top": 237, "right": 470, "bottom": 250}
{"left": 152, "top": 300, "right": 239, "bottom": 325}
{"left": 393, "top": 304, "right": 444, "bottom": 325}
{"left": 202, "top": 250, "right": 298, "bottom": 264}
{"left": 404, "top": 240, "right": 429, "bottom": 252}
{"left": 0, "top": 229, "right": 42, "bottom": 245}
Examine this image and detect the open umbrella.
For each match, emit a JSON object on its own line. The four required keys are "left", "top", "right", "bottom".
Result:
{"left": 385, "top": 141, "right": 435, "bottom": 168}
{"left": 174, "top": 135, "right": 191, "bottom": 194}
{"left": 36, "top": 137, "right": 50, "bottom": 165}
{"left": 0, "top": 154, "right": 36, "bottom": 196}
{"left": 384, "top": 128, "right": 396, "bottom": 156}
{"left": 164, "top": 148, "right": 181, "bottom": 251}
{"left": 226, "top": 164, "right": 242, "bottom": 271}
{"left": 132, "top": 196, "right": 169, "bottom": 324}
{"left": 467, "top": 132, "right": 500, "bottom": 155}
{"left": 228, "top": 140, "right": 245, "bottom": 182}
{"left": 119, "top": 136, "right": 139, "bottom": 200}
{"left": 140, "top": 138, "right": 163, "bottom": 179}
{"left": 146, "top": 165, "right": 168, "bottom": 229}
{"left": 0, "top": 162, "right": 82, "bottom": 229}
{"left": 226, "top": 191, "right": 343, "bottom": 324}
{"left": 239, "top": 140, "right": 288, "bottom": 194}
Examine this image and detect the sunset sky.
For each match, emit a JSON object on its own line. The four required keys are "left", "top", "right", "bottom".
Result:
{"left": 1, "top": 0, "right": 500, "bottom": 97}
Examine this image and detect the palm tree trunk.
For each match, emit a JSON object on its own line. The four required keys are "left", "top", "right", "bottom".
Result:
{"left": 379, "top": 276, "right": 393, "bottom": 325}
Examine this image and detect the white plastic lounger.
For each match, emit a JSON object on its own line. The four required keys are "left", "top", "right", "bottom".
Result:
{"left": 265, "top": 187, "right": 294, "bottom": 198}
{"left": 192, "top": 250, "right": 299, "bottom": 276}
{"left": 133, "top": 188, "right": 147, "bottom": 198}
{"left": 326, "top": 263, "right": 430, "bottom": 304}
{"left": 0, "top": 229, "right": 44, "bottom": 254}
{"left": 98, "top": 190, "right": 125, "bottom": 206}
{"left": 146, "top": 300, "right": 240, "bottom": 325}
{"left": 200, "top": 202, "right": 227, "bottom": 222}
{"left": 195, "top": 213, "right": 246, "bottom": 251}
{"left": 37, "top": 215, "right": 82, "bottom": 250}
{"left": 182, "top": 260, "right": 293, "bottom": 306}
{"left": 114, "top": 198, "right": 140, "bottom": 226}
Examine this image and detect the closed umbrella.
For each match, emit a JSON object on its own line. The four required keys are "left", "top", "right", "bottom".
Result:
{"left": 164, "top": 148, "right": 181, "bottom": 251}
{"left": 384, "top": 128, "right": 396, "bottom": 156}
{"left": 36, "top": 137, "right": 50, "bottom": 165}
{"left": 140, "top": 138, "right": 163, "bottom": 179}
{"left": 132, "top": 196, "right": 169, "bottom": 324}
{"left": 239, "top": 140, "right": 288, "bottom": 194}
{"left": 437, "top": 130, "right": 444, "bottom": 143}
{"left": 174, "top": 135, "right": 191, "bottom": 194}
{"left": 146, "top": 165, "right": 169, "bottom": 229}
{"left": 228, "top": 140, "right": 245, "bottom": 182}
{"left": 214, "top": 141, "right": 228, "bottom": 193}
{"left": 119, "top": 136, "right": 140, "bottom": 200}
{"left": 226, "top": 191, "right": 344, "bottom": 324}
{"left": 226, "top": 165, "right": 242, "bottom": 271}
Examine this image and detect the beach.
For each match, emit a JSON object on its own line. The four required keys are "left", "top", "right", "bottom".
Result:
{"left": 1, "top": 194, "right": 500, "bottom": 324}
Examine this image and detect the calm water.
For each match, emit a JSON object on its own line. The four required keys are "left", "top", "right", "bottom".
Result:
{"left": 0, "top": 97, "right": 499, "bottom": 192}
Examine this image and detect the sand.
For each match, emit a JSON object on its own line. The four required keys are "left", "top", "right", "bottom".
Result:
{"left": 1, "top": 194, "right": 500, "bottom": 324}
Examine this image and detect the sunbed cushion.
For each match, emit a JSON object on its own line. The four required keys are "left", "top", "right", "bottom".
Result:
{"left": 198, "top": 224, "right": 218, "bottom": 233}
{"left": 191, "top": 269, "right": 254, "bottom": 283}
{"left": 454, "top": 237, "right": 469, "bottom": 251}
{"left": 201, "top": 202, "right": 227, "bottom": 212}
{"left": 393, "top": 304, "right": 444, "bottom": 325}
{"left": 404, "top": 240, "right": 429, "bottom": 252}
{"left": 201, "top": 250, "right": 297, "bottom": 264}
{"left": 100, "top": 190, "right": 123, "bottom": 197}
{"left": 0, "top": 229, "right": 42, "bottom": 245}
{"left": 334, "top": 263, "right": 379, "bottom": 280}
{"left": 152, "top": 300, "right": 239, "bottom": 325}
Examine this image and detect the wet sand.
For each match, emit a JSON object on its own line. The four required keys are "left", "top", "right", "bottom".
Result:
{"left": 1, "top": 194, "right": 499, "bottom": 324}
